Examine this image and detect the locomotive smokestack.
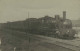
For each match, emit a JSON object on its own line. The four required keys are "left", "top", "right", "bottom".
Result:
{"left": 63, "top": 11, "right": 66, "bottom": 20}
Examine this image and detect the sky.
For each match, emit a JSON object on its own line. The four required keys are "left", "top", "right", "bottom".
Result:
{"left": 0, "top": 0, "right": 80, "bottom": 23}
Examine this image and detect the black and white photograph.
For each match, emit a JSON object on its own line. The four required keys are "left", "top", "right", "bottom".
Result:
{"left": 0, "top": 0, "right": 80, "bottom": 51}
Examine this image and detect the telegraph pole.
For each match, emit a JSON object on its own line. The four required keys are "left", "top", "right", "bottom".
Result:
{"left": 27, "top": 11, "right": 31, "bottom": 51}
{"left": 28, "top": 12, "right": 29, "bottom": 19}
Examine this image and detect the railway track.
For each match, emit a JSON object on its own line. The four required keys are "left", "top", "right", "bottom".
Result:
{"left": 33, "top": 35, "right": 80, "bottom": 51}
{"left": 0, "top": 29, "right": 80, "bottom": 51}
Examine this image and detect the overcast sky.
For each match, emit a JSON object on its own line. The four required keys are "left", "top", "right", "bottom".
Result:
{"left": 0, "top": 0, "right": 80, "bottom": 23}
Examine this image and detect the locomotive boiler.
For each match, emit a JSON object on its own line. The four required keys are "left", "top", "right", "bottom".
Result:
{"left": 3, "top": 11, "right": 77, "bottom": 39}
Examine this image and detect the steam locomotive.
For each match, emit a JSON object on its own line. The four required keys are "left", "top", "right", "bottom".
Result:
{"left": 3, "top": 11, "right": 77, "bottom": 39}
